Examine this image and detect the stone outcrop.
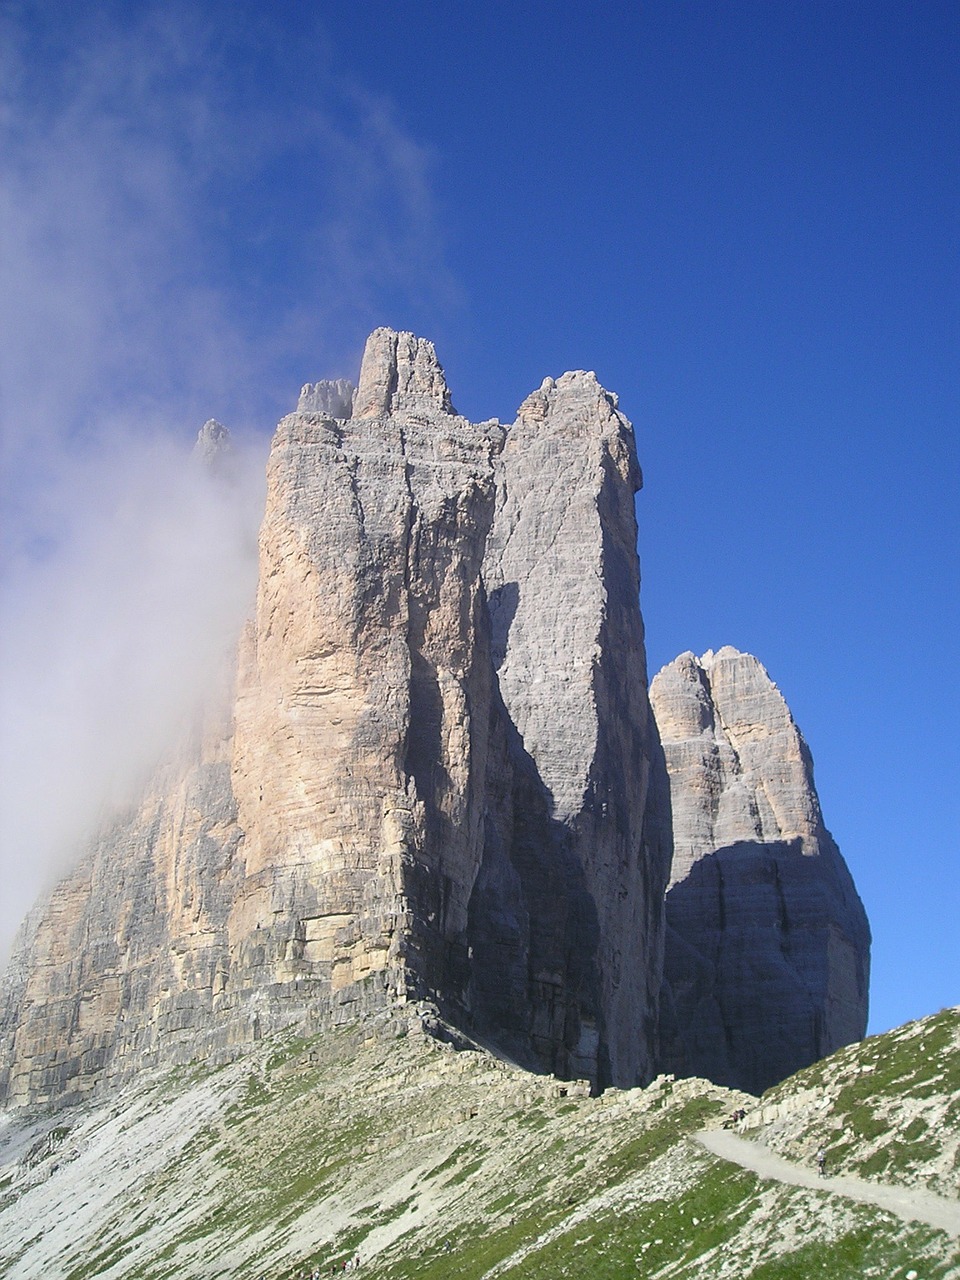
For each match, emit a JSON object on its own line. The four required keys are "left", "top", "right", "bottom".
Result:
{"left": 650, "top": 647, "right": 870, "bottom": 1094}
{"left": 0, "top": 329, "right": 670, "bottom": 1106}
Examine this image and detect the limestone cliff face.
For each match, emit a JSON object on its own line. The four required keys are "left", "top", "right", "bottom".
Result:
{"left": 0, "top": 334, "right": 872, "bottom": 1109}
{"left": 0, "top": 330, "right": 669, "bottom": 1105}
{"left": 0, "top": 692, "right": 245, "bottom": 1107}
{"left": 476, "top": 373, "right": 670, "bottom": 1085}
{"left": 228, "top": 328, "right": 505, "bottom": 1027}
{"left": 650, "top": 647, "right": 870, "bottom": 1095}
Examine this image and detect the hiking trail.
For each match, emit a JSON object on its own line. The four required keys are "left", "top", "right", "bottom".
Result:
{"left": 696, "top": 1128, "right": 960, "bottom": 1237}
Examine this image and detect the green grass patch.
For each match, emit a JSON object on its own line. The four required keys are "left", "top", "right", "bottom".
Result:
{"left": 444, "top": 1157, "right": 484, "bottom": 1187}
{"left": 498, "top": 1161, "right": 757, "bottom": 1279}
{"left": 378, "top": 1203, "right": 571, "bottom": 1280}
{"left": 902, "top": 1117, "right": 927, "bottom": 1142}
{"left": 859, "top": 1135, "right": 942, "bottom": 1180}
{"left": 599, "top": 1094, "right": 725, "bottom": 1186}
{"left": 265, "top": 1030, "right": 315, "bottom": 1071}
{"left": 837, "top": 1101, "right": 886, "bottom": 1142}
{"left": 747, "top": 1219, "right": 959, "bottom": 1279}
{"left": 224, "top": 1071, "right": 273, "bottom": 1125}
{"left": 63, "top": 1240, "right": 131, "bottom": 1280}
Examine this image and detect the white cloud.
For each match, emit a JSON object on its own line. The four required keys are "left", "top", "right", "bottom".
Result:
{"left": 0, "top": 2, "right": 456, "bottom": 958}
{"left": 0, "top": 428, "right": 265, "bottom": 951}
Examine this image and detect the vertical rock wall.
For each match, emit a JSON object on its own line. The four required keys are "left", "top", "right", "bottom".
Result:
{"left": 650, "top": 647, "right": 870, "bottom": 1094}
{"left": 476, "top": 373, "right": 670, "bottom": 1086}
{"left": 0, "top": 694, "right": 245, "bottom": 1107}
{"left": 228, "top": 329, "right": 505, "bottom": 1023}
{"left": 0, "top": 330, "right": 669, "bottom": 1104}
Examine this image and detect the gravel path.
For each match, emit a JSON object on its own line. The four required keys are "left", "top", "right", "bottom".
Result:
{"left": 697, "top": 1129, "right": 960, "bottom": 1238}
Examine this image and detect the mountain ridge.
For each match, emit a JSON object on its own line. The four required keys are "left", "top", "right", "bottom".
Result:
{"left": 0, "top": 329, "right": 867, "bottom": 1111}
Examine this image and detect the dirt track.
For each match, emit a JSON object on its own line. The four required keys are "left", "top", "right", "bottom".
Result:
{"left": 697, "top": 1129, "right": 960, "bottom": 1238}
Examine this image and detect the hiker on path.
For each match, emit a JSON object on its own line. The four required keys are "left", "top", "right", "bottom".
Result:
{"left": 816, "top": 1146, "right": 826, "bottom": 1177}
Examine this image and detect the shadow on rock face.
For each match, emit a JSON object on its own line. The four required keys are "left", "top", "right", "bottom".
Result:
{"left": 398, "top": 630, "right": 606, "bottom": 1089}
{"left": 487, "top": 581, "right": 519, "bottom": 673}
{"left": 463, "top": 689, "right": 606, "bottom": 1089}
{"left": 660, "top": 838, "right": 870, "bottom": 1095}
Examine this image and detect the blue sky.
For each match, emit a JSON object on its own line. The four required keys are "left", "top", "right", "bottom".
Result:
{"left": 1, "top": 1, "right": 957, "bottom": 1036}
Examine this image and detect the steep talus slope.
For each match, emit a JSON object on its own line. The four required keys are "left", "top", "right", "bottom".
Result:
{"left": 1, "top": 1008, "right": 957, "bottom": 1279}
{"left": 651, "top": 647, "right": 870, "bottom": 1093}
{"left": 0, "top": 329, "right": 669, "bottom": 1105}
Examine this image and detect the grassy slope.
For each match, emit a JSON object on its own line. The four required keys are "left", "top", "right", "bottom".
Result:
{"left": 0, "top": 1010, "right": 958, "bottom": 1280}
{"left": 752, "top": 1007, "right": 960, "bottom": 1199}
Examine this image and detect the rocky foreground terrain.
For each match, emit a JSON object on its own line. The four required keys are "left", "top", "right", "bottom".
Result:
{"left": 1, "top": 1005, "right": 957, "bottom": 1279}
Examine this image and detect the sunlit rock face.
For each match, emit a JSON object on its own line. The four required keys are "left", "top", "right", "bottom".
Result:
{"left": 0, "top": 330, "right": 670, "bottom": 1105}
{"left": 228, "top": 328, "right": 506, "bottom": 1039}
{"left": 651, "top": 647, "right": 870, "bottom": 1095}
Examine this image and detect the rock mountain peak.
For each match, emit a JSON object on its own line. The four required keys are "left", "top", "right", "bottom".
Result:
{"left": 0, "top": 331, "right": 868, "bottom": 1109}
{"left": 652, "top": 646, "right": 870, "bottom": 1093}
{"left": 354, "top": 327, "right": 456, "bottom": 419}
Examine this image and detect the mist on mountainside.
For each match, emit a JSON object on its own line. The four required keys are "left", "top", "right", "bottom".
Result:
{"left": 0, "top": 431, "right": 266, "bottom": 961}
{"left": 0, "top": 3, "right": 455, "bottom": 961}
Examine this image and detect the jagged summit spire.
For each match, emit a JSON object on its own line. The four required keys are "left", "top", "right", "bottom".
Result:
{"left": 353, "top": 327, "right": 455, "bottom": 419}
{"left": 194, "top": 418, "right": 230, "bottom": 457}
{"left": 512, "top": 368, "right": 642, "bottom": 497}
{"left": 297, "top": 379, "right": 354, "bottom": 418}
{"left": 193, "top": 419, "right": 235, "bottom": 479}
{"left": 517, "top": 370, "right": 618, "bottom": 424}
